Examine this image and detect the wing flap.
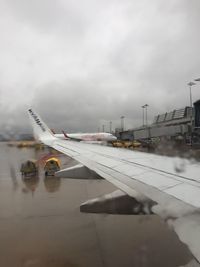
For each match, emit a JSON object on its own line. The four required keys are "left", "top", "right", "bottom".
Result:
{"left": 80, "top": 189, "right": 155, "bottom": 215}
{"left": 55, "top": 163, "right": 102, "bottom": 179}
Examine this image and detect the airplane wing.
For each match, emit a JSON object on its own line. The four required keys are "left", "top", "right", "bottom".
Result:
{"left": 28, "top": 109, "right": 200, "bottom": 263}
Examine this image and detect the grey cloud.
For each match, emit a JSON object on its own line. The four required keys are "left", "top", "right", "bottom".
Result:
{"left": 0, "top": 0, "right": 200, "bottom": 134}
{"left": 5, "top": 0, "right": 84, "bottom": 36}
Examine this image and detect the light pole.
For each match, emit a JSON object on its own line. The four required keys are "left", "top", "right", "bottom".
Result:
{"left": 188, "top": 82, "right": 195, "bottom": 109}
{"left": 120, "top": 116, "right": 125, "bottom": 131}
{"left": 141, "top": 105, "right": 145, "bottom": 127}
{"left": 187, "top": 81, "right": 196, "bottom": 145}
{"left": 102, "top": 124, "right": 105, "bottom": 132}
{"left": 143, "top": 104, "right": 149, "bottom": 126}
{"left": 142, "top": 104, "right": 149, "bottom": 139}
{"left": 109, "top": 121, "right": 112, "bottom": 133}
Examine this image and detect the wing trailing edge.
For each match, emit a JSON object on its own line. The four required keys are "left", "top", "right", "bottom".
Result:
{"left": 55, "top": 163, "right": 103, "bottom": 179}
{"left": 80, "top": 189, "right": 155, "bottom": 215}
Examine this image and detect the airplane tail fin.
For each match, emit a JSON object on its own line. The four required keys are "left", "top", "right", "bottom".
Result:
{"left": 62, "top": 130, "right": 69, "bottom": 139}
{"left": 28, "top": 109, "right": 56, "bottom": 145}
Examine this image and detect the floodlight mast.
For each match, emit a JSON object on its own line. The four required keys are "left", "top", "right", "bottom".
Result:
{"left": 142, "top": 104, "right": 149, "bottom": 139}
{"left": 120, "top": 116, "right": 125, "bottom": 131}
{"left": 109, "top": 121, "right": 112, "bottom": 133}
{"left": 142, "top": 104, "right": 149, "bottom": 126}
{"left": 187, "top": 81, "right": 196, "bottom": 145}
{"left": 141, "top": 105, "right": 145, "bottom": 127}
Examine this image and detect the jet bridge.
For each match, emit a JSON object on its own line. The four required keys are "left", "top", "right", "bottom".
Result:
{"left": 193, "top": 100, "right": 200, "bottom": 145}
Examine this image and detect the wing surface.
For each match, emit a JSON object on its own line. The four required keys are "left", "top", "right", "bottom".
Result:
{"left": 28, "top": 109, "right": 200, "bottom": 262}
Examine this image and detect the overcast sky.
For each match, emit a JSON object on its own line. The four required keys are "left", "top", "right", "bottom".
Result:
{"left": 0, "top": 0, "right": 200, "bottom": 134}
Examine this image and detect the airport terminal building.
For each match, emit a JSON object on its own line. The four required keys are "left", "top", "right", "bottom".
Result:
{"left": 117, "top": 100, "right": 200, "bottom": 144}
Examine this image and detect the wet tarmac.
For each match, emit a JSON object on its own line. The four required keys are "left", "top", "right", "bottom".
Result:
{"left": 0, "top": 142, "right": 196, "bottom": 267}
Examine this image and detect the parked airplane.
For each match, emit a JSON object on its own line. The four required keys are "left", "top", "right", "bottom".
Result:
{"left": 28, "top": 108, "right": 200, "bottom": 264}
{"left": 52, "top": 130, "right": 117, "bottom": 142}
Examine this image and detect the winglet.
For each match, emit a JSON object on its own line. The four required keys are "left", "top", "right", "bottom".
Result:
{"left": 28, "top": 109, "right": 56, "bottom": 145}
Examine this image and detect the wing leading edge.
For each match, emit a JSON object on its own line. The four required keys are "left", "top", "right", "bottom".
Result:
{"left": 28, "top": 109, "right": 200, "bottom": 263}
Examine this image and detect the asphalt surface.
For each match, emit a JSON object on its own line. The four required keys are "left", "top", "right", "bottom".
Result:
{"left": 0, "top": 142, "right": 194, "bottom": 267}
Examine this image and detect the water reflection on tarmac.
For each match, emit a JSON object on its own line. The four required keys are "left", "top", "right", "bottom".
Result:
{"left": 0, "top": 142, "right": 196, "bottom": 267}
